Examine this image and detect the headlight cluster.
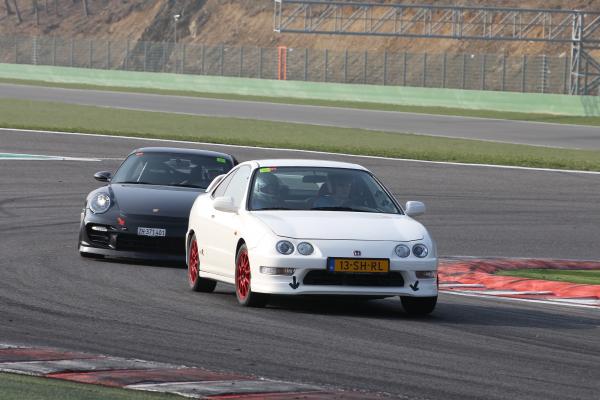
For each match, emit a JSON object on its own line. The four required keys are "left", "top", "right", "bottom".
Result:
{"left": 394, "top": 243, "right": 429, "bottom": 258}
{"left": 276, "top": 240, "right": 314, "bottom": 256}
{"left": 89, "top": 193, "right": 111, "bottom": 214}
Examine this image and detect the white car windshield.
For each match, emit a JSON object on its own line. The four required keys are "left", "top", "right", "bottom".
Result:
{"left": 248, "top": 167, "right": 401, "bottom": 214}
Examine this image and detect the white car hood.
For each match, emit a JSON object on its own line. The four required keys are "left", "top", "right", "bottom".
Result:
{"left": 253, "top": 211, "right": 425, "bottom": 241}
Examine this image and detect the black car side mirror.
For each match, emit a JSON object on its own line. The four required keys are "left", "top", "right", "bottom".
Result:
{"left": 94, "top": 171, "right": 112, "bottom": 182}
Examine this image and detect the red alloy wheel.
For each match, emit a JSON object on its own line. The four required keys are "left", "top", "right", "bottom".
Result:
{"left": 188, "top": 240, "right": 199, "bottom": 286}
{"left": 236, "top": 248, "right": 251, "bottom": 301}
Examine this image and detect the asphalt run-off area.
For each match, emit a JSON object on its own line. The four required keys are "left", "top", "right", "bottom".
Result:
{"left": 0, "top": 128, "right": 599, "bottom": 400}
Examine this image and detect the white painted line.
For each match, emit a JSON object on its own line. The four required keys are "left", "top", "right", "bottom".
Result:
{"left": 0, "top": 152, "right": 101, "bottom": 162}
{"left": 2, "top": 127, "right": 599, "bottom": 175}
{"left": 0, "top": 357, "right": 176, "bottom": 375}
{"left": 548, "top": 298, "right": 600, "bottom": 306}
{"left": 128, "top": 379, "right": 322, "bottom": 398}
{"left": 442, "top": 290, "right": 600, "bottom": 309}
{"left": 439, "top": 283, "right": 485, "bottom": 288}
{"left": 464, "top": 290, "right": 554, "bottom": 296}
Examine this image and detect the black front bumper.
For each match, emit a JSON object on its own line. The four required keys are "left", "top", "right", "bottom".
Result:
{"left": 79, "top": 212, "right": 188, "bottom": 265}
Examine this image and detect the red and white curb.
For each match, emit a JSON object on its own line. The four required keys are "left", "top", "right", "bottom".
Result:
{"left": 0, "top": 344, "right": 378, "bottom": 399}
{"left": 438, "top": 258, "right": 600, "bottom": 308}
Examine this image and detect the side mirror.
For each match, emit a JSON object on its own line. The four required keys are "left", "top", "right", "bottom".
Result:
{"left": 213, "top": 196, "right": 237, "bottom": 213}
{"left": 94, "top": 171, "right": 112, "bottom": 182}
{"left": 205, "top": 174, "right": 226, "bottom": 193}
{"left": 405, "top": 201, "right": 426, "bottom": 217}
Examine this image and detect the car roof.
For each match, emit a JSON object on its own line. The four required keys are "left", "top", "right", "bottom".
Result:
{"left": 243, "top": 159, "right": 368, "bottom": 171}
{"left": 129, "top": 147, "right": 236, "bottom": 161}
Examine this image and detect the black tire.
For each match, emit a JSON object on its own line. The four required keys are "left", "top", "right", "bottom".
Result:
{"left": 188, "top": 235, "right": 217, "bottom": 293}
{"left": 400, "top": 296, "right": 437, "bottom": 316}
{"left": 235, "top": 244, "right": 268, "bottom": 307}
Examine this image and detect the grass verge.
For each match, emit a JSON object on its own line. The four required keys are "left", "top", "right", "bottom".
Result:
{"left": 0, "top": 372, "right": 182, "bottom": 400}
{"left": 495, "top": 269, "right": 600, "bottom": 285}
{"left": 1, "top": 77, "right": 600, "bottom": 127}
{"left": 2, "top": 98, "right": 600, "bottom": 171}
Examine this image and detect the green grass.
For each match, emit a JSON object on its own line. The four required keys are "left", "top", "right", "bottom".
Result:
{"left": 2, "top": 98, "right": 600, "bottom": 171}
{"left": 0, "top": 373, "right": 182, "bottom": 400}
{"left": 2, "top": 77, "right": 600, "bottom": 127}
{"left": 495, "top": 269, "right": 600, "bottom": 285}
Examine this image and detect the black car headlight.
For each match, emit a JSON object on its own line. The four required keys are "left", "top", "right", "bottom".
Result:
{"left": 89, "top": 193, "right": 111, "bottom": 214}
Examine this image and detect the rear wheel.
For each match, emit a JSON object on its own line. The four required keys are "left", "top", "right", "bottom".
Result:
{"left": 400, "top": 296, "right": 437, "bottom": 316}
{"left": 188, "top": 235, "right": 216, "bottom": 293}
{"left": 235, "top": 244, "right": 268, "bottom": 307}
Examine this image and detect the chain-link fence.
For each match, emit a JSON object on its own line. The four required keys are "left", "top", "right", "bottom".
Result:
{"left": 0, "top": 35, "right": 584, "bottom": 95}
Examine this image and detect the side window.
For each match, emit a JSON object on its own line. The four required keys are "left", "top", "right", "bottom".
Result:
{"left": 212, "top": 169, "right": 238, "bottom": 198}
{"left": 223, "top": 166, "right": 251, "bottom": 208}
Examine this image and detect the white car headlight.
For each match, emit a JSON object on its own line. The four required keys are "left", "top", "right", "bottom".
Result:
{"left": 394, "top": 244, "right": 410, "bottom": 258}
{"left": 297, "top": 242, "right": 314, "bottom": 256}
{"left": 276, "top": 240, "right": 294, "bottom": 255}
{"left": 412, "top": 244, "right": 429, "bottom": 258}
{"left": 89, "top": 193, "right": 111, "bottom": 214}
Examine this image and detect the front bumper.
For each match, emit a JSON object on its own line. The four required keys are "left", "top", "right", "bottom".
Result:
{"left": 79, "top": 211, "right": 187, "bottom": 264}
{"left": 248, "top": 250, "right": 438, "bottom": 297}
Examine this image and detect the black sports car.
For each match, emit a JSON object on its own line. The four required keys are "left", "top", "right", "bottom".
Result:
{"left": 78, "top": 147, "right": 237, "bottom": 263}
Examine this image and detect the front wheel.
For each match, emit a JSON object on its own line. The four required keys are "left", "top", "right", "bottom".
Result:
{"left": 188, "top": 235, "right": 216, "bottom": 293}
{"left": 400, "top": 296, "right": 437, "bottom": 316}
{"left": 235, "top": 244, "right": 268, "bottom": 307}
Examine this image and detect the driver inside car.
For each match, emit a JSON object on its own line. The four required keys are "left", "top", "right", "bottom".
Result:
{"left": 313, "top": 174, "right": 354, "bottom": 208}
{"left": 250, "top": 172, "right": 283, "bottom": 210}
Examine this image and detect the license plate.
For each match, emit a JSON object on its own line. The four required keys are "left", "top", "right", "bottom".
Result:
{"left": 137, "top": 227, "right": 166, "bottom": 237}
{"left": 327, "top": 258, "right": 389, "bottom": 273}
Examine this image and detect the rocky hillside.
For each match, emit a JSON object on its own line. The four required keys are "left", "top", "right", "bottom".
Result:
{"left": 0, "top": 0, "right": 598, "bottom": 56}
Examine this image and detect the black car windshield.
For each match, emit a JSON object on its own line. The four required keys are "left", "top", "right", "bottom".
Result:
{"left": 112, "top": 152, "right": 233, "bottom": 189}
{"left": 248, "top": 167, "right": 401, "bottom": 214}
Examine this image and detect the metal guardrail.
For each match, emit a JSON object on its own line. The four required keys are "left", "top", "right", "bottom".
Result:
{"left": 0, "top": 35, "right": 586, "bottom": 95}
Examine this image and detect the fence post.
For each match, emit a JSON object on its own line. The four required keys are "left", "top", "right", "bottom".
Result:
{"left": 422, "top": 53, "right": 427, "bottom": 87}
{"left": 324, "top": 49, "right": 328, "bottom": 82}
{"left": 32, "top": 36, "right": 36, "bottom": 65}
{"left": 89, "top": 39, "right": 93, "bottom": 68}
{"left": 521, "top": 54, "right": 527, "bottom": 92}
{"left": 126, "top": 39, "right": 130, "bottom": 71}
{"left": 14, "top": 37, "right": 18, "bottom": 64}
{"left": 143, "top": 42, "right": 148, "bottom": 72}
{"left": 259, "top": 47, "right": 263, "bottom": 79}
{"left": 239, "top": 46, "right": 243, "bottom": 77}
{"left": 70, "top": 38, "right": 74, "bottom": 67}
{"left": 304, "top": 48, "right": 308, "bottom": 81}
{"left": 344, "top": 49, "right": 348, "bottom": 83}
{"left": 501, "top": 55, "right": 506, "bottom": 91}
{"left": 220, "top": 44, "right": 224, "bottom": 76}
{"left": 201, "top": 44, "right": 206, "bottom": 75}
{"left": 442, "top": 53, "right": 447, "bottom": 88}
{"left": 52, "top": 36, "right": 56, "bottom": 66}
{"left": 363, "top": 50, "right": 368, "bottom": 84}
{"left": 563, "top": 56, "right": 569, "bottom": 94}
{"left": 383, "top": 50, "right": 388, "bottom": 85}
{"left": 403, "top": 52, "right": 407, "bottom": 86}
{"left": 541, "top": 54, "right": 547, "bottom": 94}
{"left": 462, "top": 54, "right": 467, "bottom": 89}
{"left": 481, "top": 54, "right": 486, "bottom": 90}
{"left": 162, "top": 42, "right": 167, "bottom": 72}
{"left": 107, "top": 40, "right": 111, "bottom": 69}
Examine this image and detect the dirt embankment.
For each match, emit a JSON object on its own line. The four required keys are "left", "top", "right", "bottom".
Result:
{"left": 0, "top": 0, "right": 597, "bottom": 56}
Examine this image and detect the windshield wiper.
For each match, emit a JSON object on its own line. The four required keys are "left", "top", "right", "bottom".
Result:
{"left": 252, "top": 207, "right": 292, "bottom": 210}
{"left": 115, "top": 181, "right": 158, "bottom": 185}
{"left": 311, "top": 206, "right": 372, "bottom": 212}
{"left": 171, "top": 184, "right": 207, "bottom": 189}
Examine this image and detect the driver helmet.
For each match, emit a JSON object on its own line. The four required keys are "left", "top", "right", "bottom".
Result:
{"left": 254, "top": 172, "right": 280, "bottom": 201}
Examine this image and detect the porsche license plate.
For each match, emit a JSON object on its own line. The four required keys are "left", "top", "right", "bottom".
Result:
{"left": 328, "top": 258, "right": 389, "bottom": 273}
{"left": 137, "top": 227, "right": 166, "bottom": 237}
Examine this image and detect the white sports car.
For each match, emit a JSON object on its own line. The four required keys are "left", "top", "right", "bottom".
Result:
{"left": 186, "top": 159, "right": 438, "bottom": 315}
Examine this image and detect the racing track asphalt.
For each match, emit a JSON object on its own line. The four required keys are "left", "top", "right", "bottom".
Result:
{"left": 1, "top": 82, "right": 600, "bottom": 149}
{"left": 0, "top": 129, "right": 599, "bottom": 400}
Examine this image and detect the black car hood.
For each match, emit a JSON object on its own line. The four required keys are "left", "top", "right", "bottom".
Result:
{"left": 109, "top": 184, "right": 204, "bottom": 218}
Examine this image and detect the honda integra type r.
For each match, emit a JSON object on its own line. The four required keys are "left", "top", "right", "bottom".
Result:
{"left": 186, "top": 159, "right": 438, "bottom": 315}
